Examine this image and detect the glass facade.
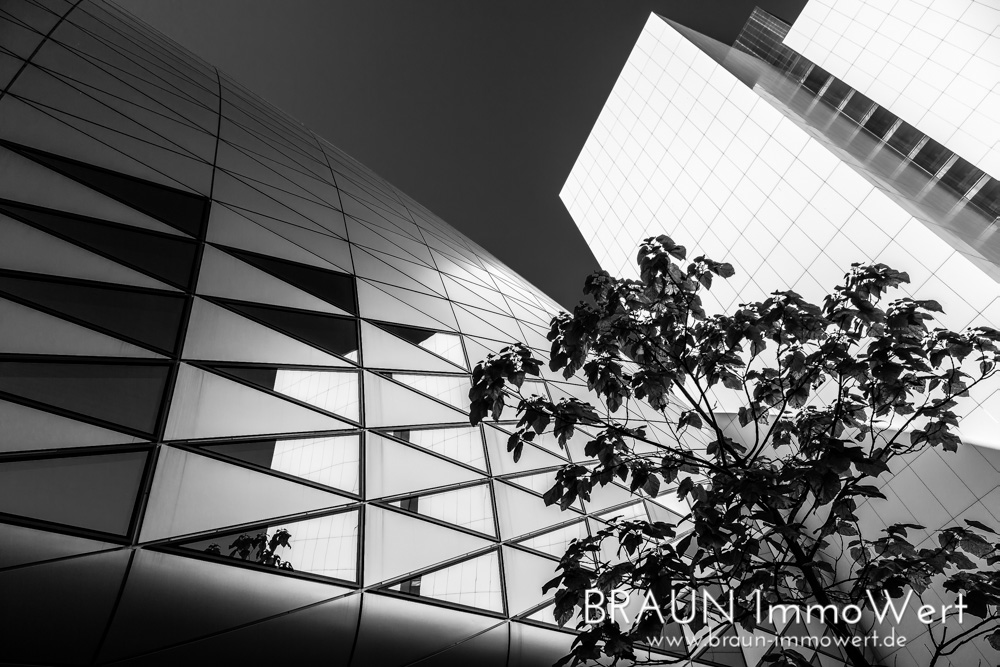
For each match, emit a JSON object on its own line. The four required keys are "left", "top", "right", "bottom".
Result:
{"left": 561, "top": 9, "right": 1000, "bottom": 667}
{"left": 0, "top": 1, "right": 687, "bottom": 663}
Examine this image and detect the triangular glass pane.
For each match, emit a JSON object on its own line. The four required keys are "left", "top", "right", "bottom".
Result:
{"left": 200, "top": 434, "right": 360, "bottom": 495}
{"left": 516, "top": 520, "right": 589, "bottom": 558}
{"left": 206, "top": 203, "right": 345, "bottom": 270}
{"left": 384, "top": 372, "right": 469, "bottom": 411}
{"left": 0, "top": 450, "right": 147, "bottom": 534}
{"left": 483, "top": 424, "right": 565, "bottom": 476}
{"left": 502, "top": 546, "right": 559, "bottom": 615}
{"left": 198, "top": 246, "right": 349, "bottom": 315}
{"left": 386, "top": 550, "right": 503, "bottom": 613}
{"left": 358, "top": 280, "right": 457, "bottom": 329}
{"left": 373, "top": 321, "right": 467, "bottom": 369}
{"left": 211, "top": 365, "right": 360, "bottom": 423}
{"left": 493, "top": 481, "right": 581, "bottom": 541}
{"left": 381, "top": 426, "right": 486, "bottom": 471}
{"left": 173, "top": 509, "right": 359, "bottom": 582}
{"left": 183, "top": 299, "right": 348, "bottom": 366}
{"left": 0, "top": 201, "right": 198, "bottom": 289}
{"left": 163, "top": 364, "right": 355, "bottom": 440}
{"left": 0, "top": 360, "right": 169, "bottom": 436}
{"left": 365, "top": 433, "right": 482, "bottom": 498}
{"left": 0, "top": 273, "right": 185, "bottom": 355}
{"left": 505, "top": 470, "right": 558, "bottom": 496}
{"left": 220, "top": 301, "right": 359, "bottom": 362}
{"left": 0, "top": 297, "right": 163, "bottom": 358}
{"left": 387, "top": 483, "right": 495, "bottom": 536}
{"left": 139, "top": 446, "right": 354, "bottom": 541}
{"left": 0, "top": 398, "right": 143, "bottom": 454}
{"left": 364, "top": 507, "right": 493, "bottom": 586}
{"left": 359, "top": 321, "right": 463, "bottom": 373}
{"left": 1, "top": 213, "right": 175, "bottom": 291}
{"left": 352, "top": 246, "right": 446, "bottom": 298}
{"left": 357, "top": 280, "right": 455, "bottom": 331}
{"left": 362, "top": 372, "right": 467, "bottom": 428}
{"left": 228, "top": 248, "right": 356, "bottom": 314}
{"left": 0, "top": 144, "right": 184, "bottom": 236}
{"left": 2, "top": 140, "right": 209, "bottom": 236}
{"left": 0, "top": 522, "right": 119, "bottom": 570}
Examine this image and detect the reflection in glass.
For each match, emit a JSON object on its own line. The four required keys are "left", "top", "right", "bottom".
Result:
{"left": 201, "top": 434, "right": 360, "bottom": 494}
{"left": 215, "top": 366, "right": 360, "bottom": 422}
{"left": 376, "top": 323, "right": 466, "bottom": 369}
{"left": 389, "top": 551, "right": 503, "bottom": 612}
{"left": 386, "top": 373, "right": 469, "bottom": 411}
{"left": 182, "top": 510, "right": 359, "bottom": 581}
{"left": 389, "top": 483, "right": 494, "bottom": 535}
{"left": 221, "top": 302, "right": 359, "bottom": 361}
{"left": 386, "top": 426, "right": 486, "bottom": 470}
{"left": 508, "top": 471, "right": 557, "bottom": 495}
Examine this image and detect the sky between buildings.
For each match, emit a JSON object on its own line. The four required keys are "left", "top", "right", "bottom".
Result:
{"left": 117, "top": 0, "right": 806, "bottom": 309}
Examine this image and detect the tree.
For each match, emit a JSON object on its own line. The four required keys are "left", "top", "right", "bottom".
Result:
{"left": 206, "top": 527, "right": 294, "bottom": 570}
{"left": 469, "top": 235, "right": 1000, "bottom": 667}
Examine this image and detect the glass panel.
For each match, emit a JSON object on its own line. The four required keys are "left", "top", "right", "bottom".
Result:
{"left": 841, "top": 91, "right": 874, "bottom": 123}
{"left": 913, "top": 138, "right": 951, "bottom": 174}
{"left": 221, "top": 302, "right": 359, "bottom": 361}
{"left": 228, "top": 248, "right": 356, "bottom": 314}
{"left": 517, "top": 521, "right": 588, "bottom": 558}
{"left": 215, "top": 366, "right": 360, "bottom": 423}
{"left": 820, "top": 78, "right": 851, "bottom": 108}
{"left": 885, "top": 121, "right": 923, "bottom": 156}
{"left": 365, "top": 433, "right": 481, "bottom": 499}
{"left": 362, "top": 372, "right": 466, "bottom": 428}
{"left": 376, "top": 322, "right": 467, "bottom": 369}
{"left": 0, "top": 273, "right": 185, "bottom": 354}
{"left": 801, "top": 66, "right": 830, "bottom": 94}
{"left": 0, "top": 450, "right": 147, "bottom": 534}
{"left": 0, "top": 361, "right": 169, "bottom": 435}
{"left": 388, "top": 483, "right": 494, "bottom": 536}
{"left": 178, "top": 510, "right": 359, "bottom": 582}
{"left": 971, "top": 177, "right": 1000, "bottom": 217}
{"left": 3, "top": 141, "right": 208, "bottom": 237}
{"left": 862, "top": 106, "right": 896, "bottom": 140}
{"left": 386, "top": 373, "right": 469, "bottom": 411}
{"left": 939, "top": 157, "right": 983, "bottom": 195}
{"left": 384, "top": 426, "right": 486, "bottom": 470}
{"left": 0, "top": 201, "right": 198, "bottom": 289}
{"left": 388, "top": 551, "right": 503, "bottom": 613}
{"left": 201, "top": 434, "right": 360, "bottom": 494}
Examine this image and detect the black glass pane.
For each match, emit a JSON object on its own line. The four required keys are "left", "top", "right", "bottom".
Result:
{"left": 863, "top": 106, "right": 896, "bottom": 139}
{"left": 802, "top": 66, "right": 830, "bottom": 94}
{"left": 939, "top": 157, "right": 983, "bottom": 195}
{"left": 376, "top": 322, "right": 436, "bottom": 346}
{"left": 913, "top": 138, "right": 951, "bottom": 175}
{"left": 228, "top": 249, "right": 357, "bottom": 314}
{"left": 0, "top": 361, "right": 169, "bottom": 435}
{"left": 0, "top": 451, "right": 147, "bottom": 535}
{"left": 221, "top": 301, "right": 359, "bottom": 358}
{"left": 841, "top": 91, "right": 874, "bottom": 123}
{"left": 821, "top": 78, "right": 852, "bottom": 108}
{"left": 0, "top": 274, "right": 185, "bottom": 354}
{"left": 212, "top": 365, "right": 278, "bottom": 389}
{"left": 885, "top": 122, "right": 923, "bottom": 156}
{"left": 971, "top": 178, "right": 1000, "bottom": 217}
{"left": 0, "top": 201, "right": 198, "bottom": 289}
{"left": 200, "top": 439, "right": 279, "bottom": 468}
{"left": 1, "top": 141, "right": 209, "bottom": 238}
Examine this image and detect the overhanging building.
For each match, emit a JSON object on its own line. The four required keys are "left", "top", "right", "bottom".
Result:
{"left": 0, "top": 1, "right": 702, "bottom": 664}
{"left": 561, "top": 3, "right": 1000, "bottom": 665}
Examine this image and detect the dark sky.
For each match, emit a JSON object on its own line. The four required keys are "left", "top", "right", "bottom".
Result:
{"left": 117, "top": 1, "right": 805, "bottom": 309}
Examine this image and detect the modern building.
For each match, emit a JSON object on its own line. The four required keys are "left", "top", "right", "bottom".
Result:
{"left": 0, "top": 1, "right": 700, "bottom": 664}
{"left": 562, "top": 2, "right": 1000, "bottom": 665}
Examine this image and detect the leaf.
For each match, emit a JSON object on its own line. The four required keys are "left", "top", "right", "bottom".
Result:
{"left": 965, "top": 518, "right": 997, "bottom": 534}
